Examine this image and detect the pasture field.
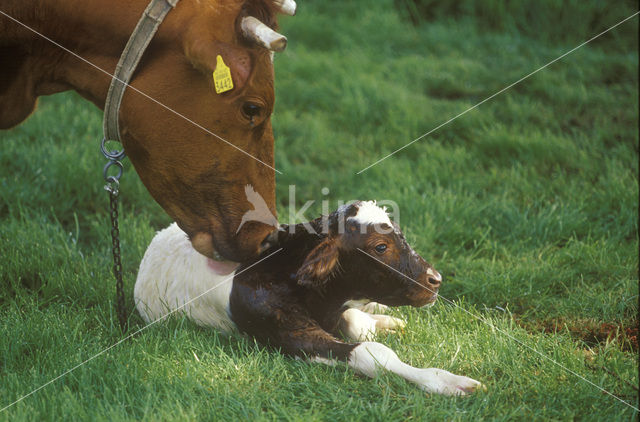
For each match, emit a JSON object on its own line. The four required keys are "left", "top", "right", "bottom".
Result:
{"left": 1, "top": 0, "right": 638, "bottom": 420}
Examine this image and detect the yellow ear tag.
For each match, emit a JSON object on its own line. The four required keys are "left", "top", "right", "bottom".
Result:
{"left": 213, "top": 55, "right": 234, "bottom": 94}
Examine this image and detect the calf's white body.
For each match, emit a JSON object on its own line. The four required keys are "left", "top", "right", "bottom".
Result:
{"left": 134, "top": 223, "right": 237, "bottom": 333}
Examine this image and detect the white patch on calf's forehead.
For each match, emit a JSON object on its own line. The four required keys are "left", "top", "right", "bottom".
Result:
{"left": 349, "top": 201, "right": 392, "bottom": 226}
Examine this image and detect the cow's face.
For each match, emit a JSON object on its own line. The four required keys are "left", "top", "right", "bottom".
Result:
{"left": 118, "top": 1, "right": 287, "bottom": 262}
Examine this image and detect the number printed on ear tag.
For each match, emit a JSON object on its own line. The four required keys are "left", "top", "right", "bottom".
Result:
{"left": 213, "top": 55, "right": 234, "bottom": 94}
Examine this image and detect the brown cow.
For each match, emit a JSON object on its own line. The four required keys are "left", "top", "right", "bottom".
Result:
{"left": 0, "top": 0, "right": 293, "bottom": 262}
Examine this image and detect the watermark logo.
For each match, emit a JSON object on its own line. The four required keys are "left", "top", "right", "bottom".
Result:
{"left": 236, "top": 185, "right": 279, "bottom": 234}
{"left": 237, "top": 185, "right": 400, "bottom": 235}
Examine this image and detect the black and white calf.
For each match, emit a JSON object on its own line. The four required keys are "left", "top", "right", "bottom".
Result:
{"left": 135, "top": 201, "right": 483, "bottom": 395}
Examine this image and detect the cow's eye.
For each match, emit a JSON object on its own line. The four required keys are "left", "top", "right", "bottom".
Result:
{"left": 242, "top": 102, "right": 262, "bottom": 119}
{"left": 375, "top": 244, "right": 387, "bottom": 254}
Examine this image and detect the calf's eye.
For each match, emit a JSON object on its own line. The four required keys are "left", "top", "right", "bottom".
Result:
{"left": 375, "top": 244, "right": 387, "bottom": 254}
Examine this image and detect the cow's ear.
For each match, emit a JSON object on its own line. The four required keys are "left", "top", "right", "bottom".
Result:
{"left": 185, "top": 38, "right": 254, "bottom": 93}
{"left": 296, "top": 238, "right": 340, "bottom": 290}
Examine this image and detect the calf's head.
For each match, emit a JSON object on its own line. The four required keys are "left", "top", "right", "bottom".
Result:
{"left": 295, "top": 201, "right": 442, "bottom": 307}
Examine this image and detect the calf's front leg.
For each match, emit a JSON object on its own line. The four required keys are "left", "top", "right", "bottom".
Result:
{"left": 272, "top": 323, "right": 483, "bottom": 395}
{"left": 231, "top": 286, "right": 482, "bottom": 395}
{"left": 343, "top": 299, "right": 389, "bottom": 314}
{"left": 347, "top": 342, "right": 485, "bottom": 396}
{"left": 339, "top": 308, "right": 405, "bottom": 341}
{"left": 268, "top": 316, "right": 482, "bottom": 395}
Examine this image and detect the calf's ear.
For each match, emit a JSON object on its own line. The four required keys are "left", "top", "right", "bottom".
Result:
{"left": 296, "top": 238, "right": 339, "bottom": 290}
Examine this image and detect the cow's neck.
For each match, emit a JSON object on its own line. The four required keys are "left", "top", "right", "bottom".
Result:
{"left": 0, "top": 0, "right": 171, "bottom": 128}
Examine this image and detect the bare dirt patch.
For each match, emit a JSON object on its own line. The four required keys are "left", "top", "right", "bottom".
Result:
{"left": 514, "top": 316, "right": 638, "bottom": 352}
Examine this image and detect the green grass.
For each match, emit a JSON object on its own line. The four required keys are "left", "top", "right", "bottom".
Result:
{"left": 1, "top": 0, "right": 638, "bottom": 420}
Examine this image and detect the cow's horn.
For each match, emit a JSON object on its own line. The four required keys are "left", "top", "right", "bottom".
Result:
{"left": 241, "top": 16, "right": 287, "bottom": 52}
{"left": 273, "top": 0, "right": 296, "bottom": 16}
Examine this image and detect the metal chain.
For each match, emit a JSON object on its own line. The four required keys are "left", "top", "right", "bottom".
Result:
{"left": 102, "top": 138, "right": 128, "bottom": 331}
{"left": 106, "top": 183, "right": 127, "bottom": 331}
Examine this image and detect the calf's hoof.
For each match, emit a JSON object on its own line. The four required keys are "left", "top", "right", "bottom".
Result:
{"left": 415, "top": 369, "right": 486, "bottom": 396}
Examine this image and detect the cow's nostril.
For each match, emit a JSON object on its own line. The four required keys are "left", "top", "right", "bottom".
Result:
{"left": 259, "top": 228, "right": 281, "bottom": 254}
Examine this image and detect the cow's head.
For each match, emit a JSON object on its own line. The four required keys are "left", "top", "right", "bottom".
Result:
{"left": 116, "top": 0, "right": 294, "bottom": 261}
